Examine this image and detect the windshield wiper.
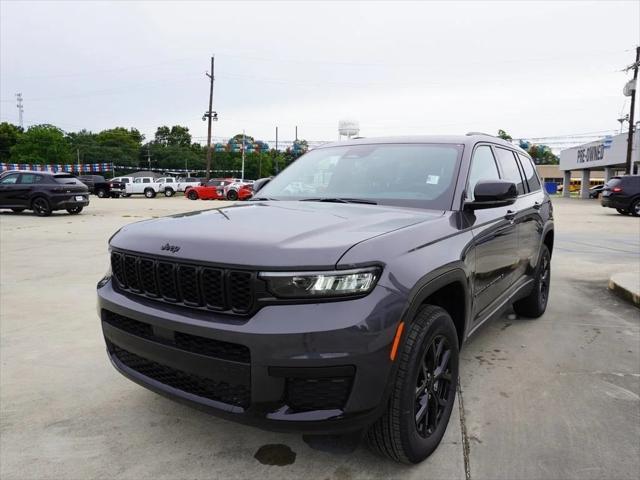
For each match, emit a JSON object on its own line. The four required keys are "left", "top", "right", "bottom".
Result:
{"left": 299, "top": 197, "right": 377, "bottom": 205}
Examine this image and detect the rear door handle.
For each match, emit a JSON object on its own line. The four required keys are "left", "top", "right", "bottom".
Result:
{"left": 533, "top": 202, "right": 542, "bottom": 210}
{"left": 505, "top": 210, "right": 516, "bottom": 222}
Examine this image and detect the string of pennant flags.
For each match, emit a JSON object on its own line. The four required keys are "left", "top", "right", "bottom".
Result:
{"left": 0, "top": 162, "right": 240, "bottom": 175}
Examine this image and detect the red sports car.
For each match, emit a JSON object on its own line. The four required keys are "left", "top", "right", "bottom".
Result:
{"left": 185, "top": 179, "right": 232, "bottom": 200}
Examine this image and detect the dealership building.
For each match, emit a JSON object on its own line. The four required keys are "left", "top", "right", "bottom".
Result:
{"left": 559, "top": 131, "right": 639, "bottom": 198}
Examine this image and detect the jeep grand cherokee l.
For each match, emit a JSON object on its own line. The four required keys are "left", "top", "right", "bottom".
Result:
{"left": 98, "top": 134, "right": 554, "bottom": 464}
{"left": 601, "top": 175, "right": 640, "bottom": 216}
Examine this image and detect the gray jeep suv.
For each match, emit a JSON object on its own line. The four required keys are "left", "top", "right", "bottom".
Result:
{"left": 97, "top": 134, "right": 554, "bottom": 463}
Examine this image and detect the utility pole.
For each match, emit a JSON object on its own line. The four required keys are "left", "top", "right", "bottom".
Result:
{"left": 15, "top": 93, "right": 23, "bottom": 128}
{"left": 625, "top": 46, "right": 639, "bottom": 175}
{"left": 241, "top": 130, "right": 246, "bottom": 181}
{"left": 77, "top": 148, "right": 80, "bottom": 173}
{"left": 146, "top": 146, "right": 152, "bottom": 170}
{"left": 295, "top": 125, "right": 298, "bottom": 141}
{"left": 275, "top": 126, "right": 279, "bottom": 174}
{"left": 203, "top": 56, "right": 218, "bottom": 180}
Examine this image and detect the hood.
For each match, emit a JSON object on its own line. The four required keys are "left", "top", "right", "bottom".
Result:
{"left": 110, "top": 201, "right": 443, "bottom": 268}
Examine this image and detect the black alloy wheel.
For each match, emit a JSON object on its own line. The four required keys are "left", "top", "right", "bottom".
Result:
{"left": 631, "top": 199, "right": 640, "bottom": 217}
{"left": 227, "top": 189, "right": 238, "bottom": 201}
{"left": 32, "top": 197, "right": 52, "bottom": 217}
{"left": 187, "top": 190, "right": 198, "bottom": 200}
{"left": 414, "top": 335, "right": 453, "bottom": 438}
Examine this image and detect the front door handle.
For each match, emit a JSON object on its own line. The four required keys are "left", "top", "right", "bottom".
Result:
{"left": 505, "top": 210, "right": 516, "bottom": 222}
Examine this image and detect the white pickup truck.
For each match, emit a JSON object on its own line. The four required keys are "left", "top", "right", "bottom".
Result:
{"left": 123, "top": 177, "right": 166, "bottom": 198}
{"left": 156, "top": 177, "right": 203, "bottom": 196}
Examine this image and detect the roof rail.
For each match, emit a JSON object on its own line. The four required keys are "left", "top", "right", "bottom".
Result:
{"left": 465, "top": 131, "right": 495, "bottom": 137}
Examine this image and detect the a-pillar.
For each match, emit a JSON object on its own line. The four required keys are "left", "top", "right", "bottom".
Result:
{"left": 580, "top": 169, "right": 590, "bottom": 199}
{"left": 604, "top": 167, "right": 614, "bottom": 182}
{"left": 562, "top": 170, "right": 572, "bottom": 198}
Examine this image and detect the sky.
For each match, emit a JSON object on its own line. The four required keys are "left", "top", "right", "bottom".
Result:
{"left": 1, "top": 0, "right": 639, "bottom": 145}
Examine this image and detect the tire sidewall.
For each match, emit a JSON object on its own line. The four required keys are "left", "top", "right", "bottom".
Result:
{"left": 164, "top": 188, "right": 174, "bottom": 197}
{"left": 399, "top": 310, "right": 459, "bottom": 462}
{"left": 144, "top": 189, "right": 155, "bottom": 198}
{"left": 32, "top": 197, "right": 51, "bottom": 217}
{"left": 97, "top": 189, "right": 106, "bottom": 198}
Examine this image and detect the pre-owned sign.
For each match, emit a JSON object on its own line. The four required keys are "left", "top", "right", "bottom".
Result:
{"left": 560, "top": 132, "right": 638, "bottom": 171}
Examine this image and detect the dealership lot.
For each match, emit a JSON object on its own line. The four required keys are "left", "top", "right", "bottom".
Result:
{"left": 1, "top": 196, "right": 638, "bottom": 479}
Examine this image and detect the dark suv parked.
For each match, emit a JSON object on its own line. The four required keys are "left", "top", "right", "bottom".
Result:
{"left": 601, "top": 175, "right": 640, "bottom": 216}
{"left": 0, "top": 171, "right": 89, "bottom": 216}
{"left": 98, "top": 135, "right": 554, "bottom": 463}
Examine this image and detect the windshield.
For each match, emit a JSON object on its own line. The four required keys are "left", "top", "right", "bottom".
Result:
{"left": 258, "top": 143, "right": 463, "bottom": 209}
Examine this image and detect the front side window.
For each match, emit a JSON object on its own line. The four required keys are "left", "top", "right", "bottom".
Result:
{"left": 142, "top": 178, "right": 151, "bottom": 183}
{"left": 0, "top": 173, "right": 19, "bottom": 184}
{"left": 518, "top": 154, "right": 541, "bottom": 192}
{"left": 495, "top": 148, "right": 525, "bottom": 195}
{"left": 258, "top": 143, "right": 463, "bottom": 209}
{"left": 134, "top": 178, "right": 142, "bottom": 183}
{"left": 467, "top": 145, "right": 500, "bottom": 201}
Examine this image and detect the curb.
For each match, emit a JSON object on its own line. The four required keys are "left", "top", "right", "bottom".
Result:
{"left": 608, "top": 272, "right": 640, "bottom": 308}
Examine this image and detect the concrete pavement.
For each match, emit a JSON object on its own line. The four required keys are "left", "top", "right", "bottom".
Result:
{"left": 1, "top": 195, "right": 638, "bottom": 479}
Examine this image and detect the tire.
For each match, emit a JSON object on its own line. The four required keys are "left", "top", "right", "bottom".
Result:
{"left": 164, "top": 188, "right": 175, "bottom": 197}
{"left": 616, "top": 208, "right": 629, "bottom": 215}
{"left": 144, "top": 188, "right": 156, "bottom": 198}
{"left": 513, "top": 244, "right": 551, "bottom": 318}
{"left": 66, "top": 206, "right": 83, "bottom": 215}
{"left": 96, "top": 189, "right": 107, "bottom": 198}
{"left": 31, "top": 197, "right": 52, "bottom": 217}
{"left": 227, "top": 190, "right": 238, "bottom": 201}
{"left": 367, "top": 305, "right": 459, "bottom": 464}
{"left": 631, "top": 199, "right": 640, "bottom": 217}
{"left": 187, "top": 190, "right": 199, "bottom": 200}
{"left": 11, "top": 208, "right": 25, "bottom": 213}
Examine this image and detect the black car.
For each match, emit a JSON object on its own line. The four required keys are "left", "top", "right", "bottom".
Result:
{"left": 0, "top": 171, "right": 89, "bottom": 216}
{"left": 601, "top": 175, "right": 640, "bottom": 216}
{"left": 77, "top": 175, "right": 125, "bottom": 198}
{"left": 97, "top": 134, "right": 554, "bottom": 464}
{"left": 588, "top": 184, "right": 604, "bottom": 199}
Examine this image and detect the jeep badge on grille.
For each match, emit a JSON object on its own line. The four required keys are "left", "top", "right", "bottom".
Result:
{"left": 161, "top": 243, "right": 181, "bottom": 253}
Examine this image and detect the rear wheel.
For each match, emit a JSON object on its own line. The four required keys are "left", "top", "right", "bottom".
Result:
{"left": 187, "top": 190, "right": 199, "bottom": 200}
{"left": 11, "top": 208, "right": 25, "bottom": 213}
{"left": 616, "top": 208, "right": 630, "bottom": 215}
{"left": 367, "top": 305, "right": 458, "bottom": 464}
{"left": 631, "top": 199, "right": 640, "bottom": 217}
{"left": 164, "top": 188, "right": 175, "bottom": 197}
{"left": 66, "top": 206, "right": 83, "bottom": 215}
{"left": 32, "top": 197, "right": 52, "bottom": 217}
{"left": 513, "top": 244, "right": 551, "bottom": 318}
{"left": 144, "top": 188, "right": 156, "bottom": 198}
{"left": 96, "top": 189, "right": 107, "bottom": 198}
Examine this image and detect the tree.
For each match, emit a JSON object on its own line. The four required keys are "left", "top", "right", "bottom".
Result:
{"left": 0, "top": 122, "right": 23, "bottom": 162}
{"left": 497, "top": 129, "right": 512, "bottom": 141}
{"left": 96, "top": 127, "right": 144, "bottom": 167}
{"left": 10, "top": 124, "right": 72, "bottom": 164}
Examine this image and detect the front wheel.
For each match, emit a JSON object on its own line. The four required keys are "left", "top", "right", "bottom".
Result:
{"left": 164, "top": 188, "right": 175, "bottom": 197}
{"left": 32, "top": 197, "right": 52, "bottom": 217}
{"left": 367, "top": 305, "right": 459, "bottom": 464}
{"left": 144, "top": 188, "right": 156, "bottom": 198}
{"left": 66, "top": 206, "right": 83, "bottom": 215}
{"left": 513, "top": 244, "right": 551, "bottom": 318}
{"left": 227, "top": 190, "right": 238, "bottom": 201}
{"left": 187, "top": 190, "right": 199, "bottom": 200}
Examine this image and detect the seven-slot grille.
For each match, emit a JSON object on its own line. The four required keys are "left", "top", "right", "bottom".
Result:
{"left": 111, "top": 251, "right": 255, "bottom": 314}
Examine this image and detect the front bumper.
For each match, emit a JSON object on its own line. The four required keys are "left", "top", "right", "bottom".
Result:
{"left": 97, "top": 279, "right": 405, "bottom": 433}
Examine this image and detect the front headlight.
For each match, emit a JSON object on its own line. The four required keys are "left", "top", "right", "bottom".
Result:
{"left": 259, "top": 267, "right": 380, "bottom": 299}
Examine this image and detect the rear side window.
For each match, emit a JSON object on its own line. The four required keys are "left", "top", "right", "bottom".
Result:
{"left": 54, "top": 175, "right": 84, "bottom": 185}
{"left": 467, "top": 145, "right": 500, "bottom": 201}
{"left": 142, "top": 178, "right": 151, "bottom": 183}
{"left": 19, "top": 174, "right": 44, "bottom": 184}
{"left": 495, "top": 148, "right": 525, "bottom": 195}
{"left": 518, "top": 154, "right": 541, "bottom": 192}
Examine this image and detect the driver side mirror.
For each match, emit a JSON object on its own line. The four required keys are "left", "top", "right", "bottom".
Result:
{"left": 465, "top": 180, "right": 517, "bottom": 210}
{"left": 253, "top": 177, "right": 272, "bottom": 193}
